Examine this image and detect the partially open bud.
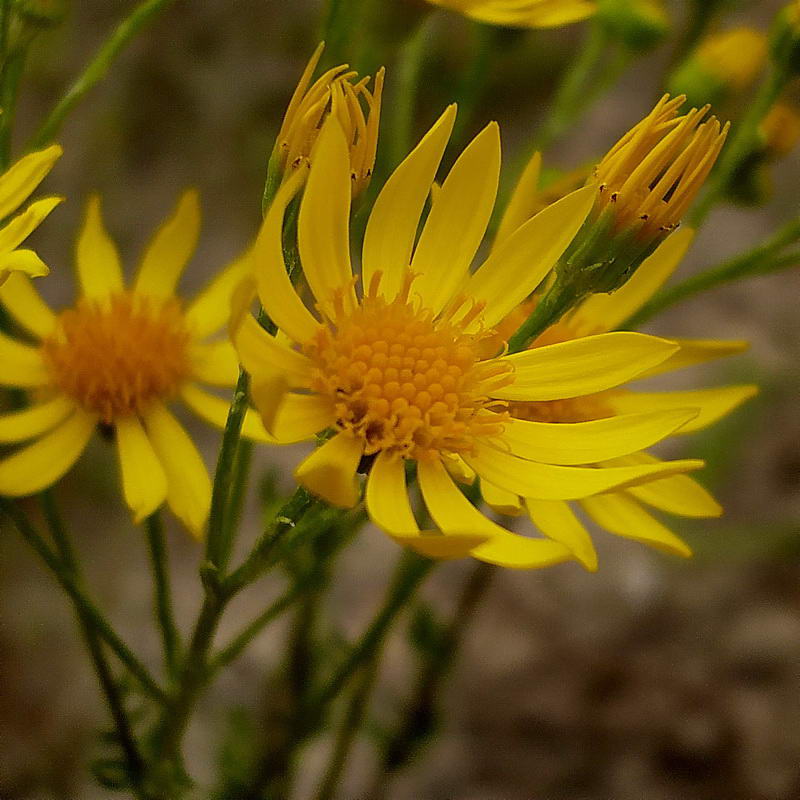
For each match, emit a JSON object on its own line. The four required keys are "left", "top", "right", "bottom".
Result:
{"left": 424, "top": 0, "right": 596, "bottom": 28}
{"left": 271, "top": 43, "right": 384, "bottom": 199}
{"left": 597, "top": 0, "right": 670, "bottom": 53}
{"left": 668, "top": 28, "right": 768, "bottom": 108}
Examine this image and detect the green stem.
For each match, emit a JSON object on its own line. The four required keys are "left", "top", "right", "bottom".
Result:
{"left": 0, "top": 42, "right": 30, "bottom": 169}
{"left": 626, "top": 218, "right": 800, "bottom": 326}
{"left": 145, "top": 513, "right": 180, "bottom": 678}
{"left": 507, "top": 277, "right": 577, "bottom": 353}
{"left": 0, "top": 497, "right": 166, "bottom": 702}
{"left": 29, "top": 0, "right": 179, "bottom": 148}
{"left": 689, "top": 62, "right": 790, "bottom": 227}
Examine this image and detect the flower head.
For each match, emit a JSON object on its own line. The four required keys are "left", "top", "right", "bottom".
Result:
{"left": 424, "top": 0, "right": 596, "bottom": 28}
{"left": 0, "top": 192, "right": 273, "bottom": 535}
{"left": 237, "top": 111, "right": 711, "bottom": 569}
{"left": 272, "top": 42, "right": 384, "bottom": 198}
{"left": 0, "top": 144, "right": 62, "bottom": 286}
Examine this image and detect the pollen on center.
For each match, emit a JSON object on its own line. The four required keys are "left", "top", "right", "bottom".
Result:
{"left": 303, "top": 274, "right": 510, "bottom": 460}
{"left": 42, "top": 291, "right": 191, "bottom": 423}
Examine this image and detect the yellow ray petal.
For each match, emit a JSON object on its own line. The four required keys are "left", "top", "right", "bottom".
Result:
{"left": 252, "top": 167, "right": 321, "bottom": 345}
{"left": 250, "top": 385, "right": 334, "bottom": 443}
{"left": 143, "top": 402, "right": 211, "bottom": 538}
{"left": 466, "top": 440, "right": 703, "bottom": 500}
{"left": 0, "top": 249, "right": 49, "bottom": 283}
{"left": 0, "top": 272, "right": 57, "bottom": 338}
{"left": 580, "top": 493, "right": 692, "bottom": 557}
{"left": 496, "top": 407, "right": 698, "bottom": 465}
{"left": 606, "top": 452, "right": 722, "bottom": 518}
{"left": 0, "top": 331, "right": 50, "bottom": 387}
{"left": 0, "top": 196, "right": 63, "bottom": 254}
{"left": 76, "top": 196, "right": 124, "bottom": 299}
{"left": 294, "top": 431, "right": 363, "bottom": 508}
{"left": 233, "top": 313, "right": 313, "bottom": 387}
{"left": 574, "top": 227, "right": 695, "bottom": 333}
{"left": 442, "top": 453, "right": 476, "bottom": 485}
{"left": 0, "top": 409, "right": 95, "bottom": 496}
{"left": 493, "top": 332, "right": 678, "bottom": 401}
{"left": 115, "top": 416, "right": 168, "bottom": 523}
{"left": 180, "top": 383, "right": 274, "bottom": 443}
{"left": 134, "top": 189, "right": 201, "bottom": 298}
{"left": 362, "top": 105, "right": 456, "bottom": 302}
{"left": 391, "top": 533, "right": 490, "bottom": 560}
{"left": 297, "top": 118, "right": 356, "bottom": 318}
{"left": 0, "top": 144, "right": 62, "bottom": 219}
{"left": 524, "top": 497, "right": 597, "bottom": 572}
{"left": 608, "top": 385, "right": 758, "bottom": 434}
{"left": 366, "top": 450, "right": 421, "bottom": 534}
{"left": 637, "top": 338, "right": 749, "bottom": 378}
{"left": 480, "top": 480, "right": 524, "bottom": 516}
{"left": 190, "top": 340, "right": 240, "bottom": 387}
{"left": 494, "top": 150, "right": 541, "bottom": 247}
{"left": 464, "top": 185, "right": 595, "bottom": 329}
{"left": 184, "top": 251, "right": 251, "bottom": 340}
{"left": 411, "top": 122, "right": 501, "bottom": 314}
{"left": 0, "top": 395, "right": 76, "bottom": 443}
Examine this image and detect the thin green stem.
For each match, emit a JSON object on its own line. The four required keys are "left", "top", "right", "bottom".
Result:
{"left": 30, "top": 0, "right": 179, "bottom": 148}
{"left": 0, "top": 41, "right": 30, "bottom": 169}
{"left": 689, "top": 63, "right": 790, "bottom": 227}
{"left": 507, "top": 277, "right": 577, "bottom": 352}
{"left": 145, "top": 513, "right": 180, "bottom": 678}
{"left": 626, "top": 218, "right": 800, "bottom": 326}
{"left": 0, "top": 498, "right": 166, "bottom": 702}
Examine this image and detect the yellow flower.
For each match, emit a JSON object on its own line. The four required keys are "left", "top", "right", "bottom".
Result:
{"left": 0, "top": 144, "right": 63, "bottom": 286}
{"left": 424, "top": 0, "right": 596, "bottom": 28}
{"left": 490, "top": 229, "right": 756, "bottom": 570}
{"left": 592, "top": 94, "right": 728, "bottom": 242}
{"left": 272, "top": 42, "right": 384, "bottom": 198}
{"left": 0, "top": 192, "right": 273, "bottom": 535}
{"left": 760, "top": 99, "right": 800, "bottom": 158}
{"left": 236, "top": 109, "right": 709, "bottom": 570}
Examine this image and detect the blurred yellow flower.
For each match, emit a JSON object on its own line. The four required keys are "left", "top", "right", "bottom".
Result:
{"left": 425, "top": 0, "right": 596, "bottom": 28}
{"left": 0, "top": 144, "right": 62, "bottom": 286}
{"left": 0, "top": 192, "right": 272, "bottom": 535}
{"left": 273, "top": 42, "right": 384, "bottom": 198}
{"left": 491, "top": 228, "right": 756, "bottom": 569}
{"left": 236, "top": 110, "right": 708, "bottom": 570}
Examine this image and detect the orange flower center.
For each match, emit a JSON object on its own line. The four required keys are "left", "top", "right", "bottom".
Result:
{"left": 42, "top": 292, "right": 191, "bottom": 423}
{"left": 303, "top": 274, "right": 511, "bottom": 460}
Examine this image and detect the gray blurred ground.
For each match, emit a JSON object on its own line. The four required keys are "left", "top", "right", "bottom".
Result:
{"left": 1, "top": 0, "right": 799, "bottom": 798}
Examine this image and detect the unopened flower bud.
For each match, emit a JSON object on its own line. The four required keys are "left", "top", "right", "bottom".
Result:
{"left": 597, "top": 0, "right": 670, "bottom": 53}
{"left": 271, "top": 43, "right": 384, "bottom": 199}
{"left": 760, "top": 98, "right": 800, "bottom": 157}
{"left": 424, "top": 0, "right": 596, "bottom": 28}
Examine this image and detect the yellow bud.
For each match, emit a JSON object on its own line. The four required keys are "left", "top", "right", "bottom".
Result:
{"left": 760, "top": 100, "right": 800, "bottom": 157}
{"left": 424, "top": 0, "right": 596, "bottom": 29}
{"left": 273, "top": 43, "right": 384, "bottom": 198}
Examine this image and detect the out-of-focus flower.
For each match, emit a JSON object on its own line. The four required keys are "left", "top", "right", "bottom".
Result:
{"left": 491, "top": 228, "right": 756, "bottom": 569}
{"left": 760, "top": 98, "right": 800, "bottom": 157}
{"left": 0, "top": 145, "right": 62, "bottom": 286}
{"left": 668, "top": 28, "right": 768, "bottom": 108}
{"left": 272, "top": 42, "right": 384, "bottom": 198}
{"left": 235, "top": 111, "right": 707, "bottom": 570}
{"left": 597, "top": 0, "right": 670, "bottom": 53}
{"left": 424, "top": 0, "right": 596, "bottom": 28}
{"left": 0, "top": 193, "right": 273, "bottom": 535}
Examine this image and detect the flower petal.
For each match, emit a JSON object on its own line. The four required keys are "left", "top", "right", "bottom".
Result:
{"left": 366, "top": 450, "right": 421, "bottom": 534}
{"left": 493, "top": 150, "right": 541, "bottom": 246}
{"left": 0, "top": 249, "right": 49, "bottom": 284}
{"left": 574, "top": 227, "right": 695, "bottom": 333}
{"left": 466, "top": 439, "right": 704, "bottom": 500}
{"left": 0, "top": 196, "right": 63, "bottom": 254}
{"left": 463, "top": 185, "right": 595, "bottom": 328}
{"left": 493, "top": 332, "right": 679, "bottom": 401}
{"left": 143, "top": 402, "right": 211, "bottom": 538}
{"left": 362, "top": 105, "right": 456, "bottom": 302}
{"left": 0, "top": 272, "right": 56, "bottom": 338}
{"left": 637, "top": 338, "right": 749, "bottom": 378}
{"left": 0, "top": 144, "right": 62, "bottom": 219}
{"left": 180, "top": 383, "right": 273, "bottom": 442}
{"left": 134, "top": 189, "right": 201, "bottom": 298}
{"left": 76, "top": 196, "right": 124, "bottom": 299}
{"left": 190, "top": 340, "right": 240, "bottom": 386}
{"left": 297, "top": 118, "right": 356, "bottom": 318}
{"left": 0, "top": 395, "right": 76, "bottom": 443}
{"left": 496, "top": 407, "right": 698, "bottom": 465}
{"left": 480, "top": 480, "right": 524, "bottom": 516}
{"left": 525, "top": 497, "right": 597, "bottom": 572}
{"left": 411, "top": 122, "right": 500, "bottom": 313}
{"left": 0, "top": 332, "right": 50, "bottom": 387}
{"left": 0, "top": 409, "right": 95, "bottom": 496}
{"left": 250, "top": 384, "right": 335, "bottom": 443}
{"left": 294, "top": 432, "right": 363, "bottom": 508}
{"left": 115, "top": 416, "right": 168, "bottom": 523}
{"left": 580, "top": 493, "right": 693, "bottom": 557}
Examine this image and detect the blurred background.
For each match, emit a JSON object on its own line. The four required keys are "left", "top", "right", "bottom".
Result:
{"left": 1, "top": 0, "right": 798, "bottom": 797}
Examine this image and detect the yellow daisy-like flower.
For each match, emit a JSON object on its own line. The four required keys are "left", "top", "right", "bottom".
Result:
{"left": 236, "top": 108, "right": 710, "bottom": 569}
{"left": 425, "top": 0, "right": 596, "bottom": 28}
{"left": 0, "top": 192, "right": 271, "bottom": 535}
{"left": 273, "top": 42, "right": 384, "bottom": 198}
{"left": 488, "top": 223, "right": 756, "bottom": 569}
{"left": 0, "top": 144, "right": 63, "bottom": 285}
